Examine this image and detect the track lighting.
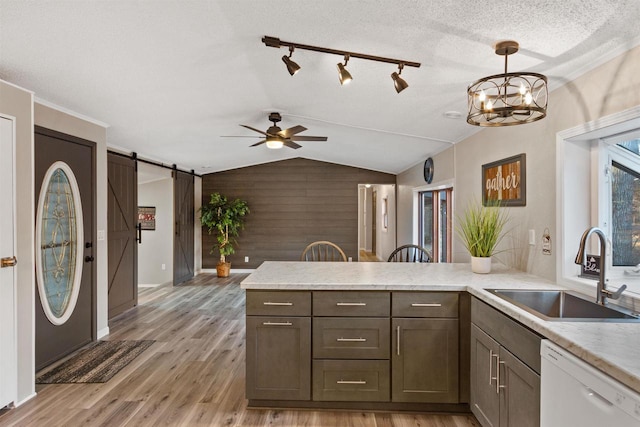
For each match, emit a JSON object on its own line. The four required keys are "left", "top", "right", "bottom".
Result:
{"left": 262, "top": 36, "right": 420, "bottom": 93}
{"left": 281, "top": 46, "right": 300, "bottom": 76}
{"left": 337, "top": 55, "right": 353, "bottom": 85}
{"left": 391, "top": 63, "right": 408, "bottom": 93}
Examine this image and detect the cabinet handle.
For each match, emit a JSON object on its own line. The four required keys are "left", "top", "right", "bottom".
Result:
{"left": 336, "top": 302, "right": 366, "bottom": 306}
{"left": 396, "top": 326, "right": 401, "bottom": 356}
{"left": 411, "top": 303, "right": 442, "bottom": 307}
{"left": 262, "top": 322, "right": 293, "bottom": 326}
{"left": 337, "top": 380, "right": 366, "bottom": 385}
{"left": 489, "top": 350, "right": 498, "bottom": 385}
{"left": 498, "top": 360, "right": 506, "bottom": 392}
{"left": 336, "top": 337, "right": 366, "bottom": 342}
{"left": 263, "top": 302, "right": 293, "bottom": 306}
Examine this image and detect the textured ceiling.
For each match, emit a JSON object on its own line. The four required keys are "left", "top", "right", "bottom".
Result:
{"left": 1, "top": 1, "right": 640, "bottom": 174}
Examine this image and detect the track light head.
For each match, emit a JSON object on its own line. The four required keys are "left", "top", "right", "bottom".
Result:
{"left": 391, "top": 64, "right": 408, "bottom": 93}
{"left": 281, "top": 46, "right": 300, "bottom": 76}
{"left": 337, "top": 55, "right": 352, "bottom": 85}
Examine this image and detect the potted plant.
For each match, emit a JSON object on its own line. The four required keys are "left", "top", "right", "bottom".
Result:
{"left": 200, "top": 192, "right": 249, "bottom": 277}
{"left": 456, "top": 199, "right": 509, "bottom": 273}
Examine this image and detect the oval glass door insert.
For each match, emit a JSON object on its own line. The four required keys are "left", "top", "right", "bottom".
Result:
{"left": 36, "top": 161, "right": 84, "bottom": 326}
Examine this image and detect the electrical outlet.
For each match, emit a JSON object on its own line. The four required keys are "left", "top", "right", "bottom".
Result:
{"left": 244, "top": 256, "right": 249, "bottom": 263}
{"left": 161, "top": 263, "right": 166, "bottom": 270}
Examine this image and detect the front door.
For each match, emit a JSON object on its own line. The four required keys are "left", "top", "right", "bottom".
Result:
{"left": 0, "top": 116, "right": 16, "bottom": 408}
{"left": 35, "top": 126, "right": 95, "bottom": 371}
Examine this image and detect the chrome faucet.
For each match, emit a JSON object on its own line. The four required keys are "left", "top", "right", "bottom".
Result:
{"left": 575, "top": 227, "right": 627, "bottom": 305}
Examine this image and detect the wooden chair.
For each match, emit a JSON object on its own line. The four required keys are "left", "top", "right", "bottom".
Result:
{"left": 301, "top": 241, "right": 347, "bottom": 262}
{"left": 387, "top": 244, "right": 432, "bottom": 263}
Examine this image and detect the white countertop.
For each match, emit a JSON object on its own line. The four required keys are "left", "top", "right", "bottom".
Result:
{"left": 241, "top": 261, "right": 640, "bottom": 394}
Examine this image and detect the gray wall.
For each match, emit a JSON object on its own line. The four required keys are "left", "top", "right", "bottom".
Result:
{"left": 138, "top": 166, "right": 174, "bottom": 285}
{"left": 397, "top": 44, "right": 640, "bottom": 282}
{"left": 202, "top": 158, "right": 396, "bottom": 268}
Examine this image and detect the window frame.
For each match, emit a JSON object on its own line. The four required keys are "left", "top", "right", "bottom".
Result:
{"left": 417, "top": 187, "right": 452, "bottom": 263}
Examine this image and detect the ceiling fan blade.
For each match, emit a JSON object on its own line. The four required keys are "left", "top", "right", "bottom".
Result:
{"left": 250, "top": 140, "right": 267, "bottom": 147}
{"left": 290, "top": 135, "right": 328, "bottom": 141}
{"left": 240, "top": 124, "right": 269, "bottom": 136}
{"left": 278, "top": 125, "right": 307, "bottom": 138}
{"left": 283, "top": 140, "right": 302, "bottom": 149}
{"left": 221, "top": 135, "right": 265, "bottom": 138}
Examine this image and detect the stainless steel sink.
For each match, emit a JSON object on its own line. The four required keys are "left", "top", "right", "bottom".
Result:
{"left": 486, "top": 289, "right": 640, "bottom": 322}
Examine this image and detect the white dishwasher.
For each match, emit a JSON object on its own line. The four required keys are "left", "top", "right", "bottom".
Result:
{"left": 541, "top": 340, "right": 640, "bottom": 427}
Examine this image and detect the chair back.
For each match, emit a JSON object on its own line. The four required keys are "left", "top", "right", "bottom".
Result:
{"left": 387, "top": 244, "right": 432, "bottom": 263}
{"left": 301, "top": 241, "right": 347, "bottom": 262}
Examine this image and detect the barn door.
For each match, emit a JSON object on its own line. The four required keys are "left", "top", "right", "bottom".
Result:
{"left": 107, "top": 153, "right": 138, "bottom": 318}
{"left": 35, "top": 126, "right": 95, "bottom": 371}
{"left": 173, "top": 170, "right": 194, "bottom": 285}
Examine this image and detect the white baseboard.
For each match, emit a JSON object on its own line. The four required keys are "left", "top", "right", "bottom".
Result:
{"left": 97, "top": 327, "right": 110, "bottom": 339}
{"left": 14, "top": 391, "right": 37, "bottom": 407}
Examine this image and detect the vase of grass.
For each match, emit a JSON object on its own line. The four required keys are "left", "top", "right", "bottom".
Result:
{"left": 457, "top": 199, "right": 509, "bottom": 274}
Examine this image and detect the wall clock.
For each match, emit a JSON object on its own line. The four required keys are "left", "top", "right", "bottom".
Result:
{"left": 424, "top": 157, "right": 434, "bottom": 184}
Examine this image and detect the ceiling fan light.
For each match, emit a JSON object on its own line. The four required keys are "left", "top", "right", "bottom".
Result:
{"left": 337, "top": 62, "right": 352, "bottom": 85}
{"left": 281, "top": 55, "right": 300, "bottom": 76}
{"left": 265, "top": 138, "right": 284, "bottom": 149}
{"left": 391, "top": 71, "right": 408, "bottom": 93}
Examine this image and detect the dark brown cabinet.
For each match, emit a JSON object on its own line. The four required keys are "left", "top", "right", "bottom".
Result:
{"left": 392, "top": 292, "right": 460, "bottom": 403}
{"left": 470, "top": 298, "right": 541, "bottom": 427}
{"left": 246, "top": 291, "right": 311, "bottom": 401}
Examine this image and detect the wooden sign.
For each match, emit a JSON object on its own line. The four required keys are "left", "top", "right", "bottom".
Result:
{"left": 482, "top": 153, "right": 526, "bottom": 206}
{"left": 138, "top": 206, "right": 156, "bottom": 230}
{"left": 580, "top": 254, "right": 600, "bottom": 280}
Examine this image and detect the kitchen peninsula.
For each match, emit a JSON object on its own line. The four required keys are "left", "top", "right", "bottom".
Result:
{"left": 241, "top": 262, "right": 640, "bottom": 406}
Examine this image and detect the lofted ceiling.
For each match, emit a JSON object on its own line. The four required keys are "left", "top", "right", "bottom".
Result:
{"left": 1, "top": 1, "right": 640, "bottom": 175}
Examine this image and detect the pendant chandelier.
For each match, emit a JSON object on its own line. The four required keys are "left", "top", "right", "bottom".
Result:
{"left": 467, "top": 41, "right": 548, "bottom": 127}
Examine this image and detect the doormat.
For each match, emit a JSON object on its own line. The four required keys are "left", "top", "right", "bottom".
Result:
{"left": 36, "top": 340, "right": 155, "bottom": 384}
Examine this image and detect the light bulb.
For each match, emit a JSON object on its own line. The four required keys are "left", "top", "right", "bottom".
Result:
{"left": 519, "top": 83, "right": 526, "bottom": 95}
{"left": 524, "top": 92, "right": 533, "bottom": 105}
{"left": 479, "top": 90, "right": 486, "bottom": 102}
{"left": 486, "top": 100, "right": 493, "bottom": 111}
{"left": 266, "top": 139, "right": 284, "bottom": 149}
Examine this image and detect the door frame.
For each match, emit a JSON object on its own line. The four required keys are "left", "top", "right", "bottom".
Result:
{"left": 34, "top": 126, "right": 97, "bottom": 341}
{"left": 1, "top": 113, "right": 17, "bottom": 407}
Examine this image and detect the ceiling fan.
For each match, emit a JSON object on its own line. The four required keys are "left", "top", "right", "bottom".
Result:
{"left": 227, "top": 112, "right": 328, "bottom": 149}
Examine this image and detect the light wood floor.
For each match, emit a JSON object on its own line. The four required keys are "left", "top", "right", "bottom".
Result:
{"left": 359, "top": 250, "right": 382, "bottom": 262}
{"left": 0, "top": 274, "right": 479, "bottom": 427}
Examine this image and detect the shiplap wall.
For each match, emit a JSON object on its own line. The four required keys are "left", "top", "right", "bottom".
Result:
{"left": 201, "top": 158, "right": 396, "bottom": 269}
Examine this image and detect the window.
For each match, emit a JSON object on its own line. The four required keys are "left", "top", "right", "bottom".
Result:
{"left": 604, "top": 135, "right": 640, "bottom": 270}
{"left": 418, "top": 188, "right": 452, "bottom": 262}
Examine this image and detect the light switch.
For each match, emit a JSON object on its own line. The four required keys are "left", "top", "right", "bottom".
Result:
{"left": 528, "top": 229, "right": 536, "bottom": 245}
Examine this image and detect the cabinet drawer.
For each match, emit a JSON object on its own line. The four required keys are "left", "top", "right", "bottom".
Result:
{"left": 392, "top": 292, "right": 459, "bottom": 318}
{"left": 313, "top": 360, "right": 390, "bottom": 402}
{"left": 313, "top": 317, "right": 390, "bottom": 360}
{"left": 246, "top": 291, "right": 311, "bottom": 316}
{"left": 313, "top": 291, "right": 390, "bottom": 317}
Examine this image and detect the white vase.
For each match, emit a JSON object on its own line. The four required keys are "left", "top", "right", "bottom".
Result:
{"left": 471, "top": 256, "right": 492, "bottom": 274}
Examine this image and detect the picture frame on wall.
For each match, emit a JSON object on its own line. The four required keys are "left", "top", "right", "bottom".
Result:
{"left": 481, "top": 153, "right": 526, "bottom": 206}
{"left": 138, "top": 206, "right": 156, "bottom": 230}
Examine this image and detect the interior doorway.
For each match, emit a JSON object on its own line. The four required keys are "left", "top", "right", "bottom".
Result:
{"left": 137, "top": 163, "right": 174, "bottom": 295}
{"left": 358, "top": 184, "right": 396, "bottom": 262}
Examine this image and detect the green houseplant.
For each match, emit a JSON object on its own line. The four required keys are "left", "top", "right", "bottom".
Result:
{"left": 456, "top": 199, "right": 509, "bottom": 273}
{"left": 200, "top": 192, "right": 249, "bottom": 277}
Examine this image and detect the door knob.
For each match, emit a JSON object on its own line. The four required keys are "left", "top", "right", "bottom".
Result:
{"left": 0, "top": 256, "right": 17, "bottom": 268}
{"left": 84, "top": 256, "right": 95, "bottom": 263}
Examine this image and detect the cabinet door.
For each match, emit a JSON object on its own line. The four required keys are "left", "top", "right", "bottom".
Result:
{"left": 470, "top": 324, "right": 500, "bottom": 427}
{"left": 246, "top": 316, "right": 311, "bottom": 401}
{"left": 392, "top": 318, "right": 459, "bottom": 403}
{"left": 499, "top": 347, "right": 540, "bottom": 427}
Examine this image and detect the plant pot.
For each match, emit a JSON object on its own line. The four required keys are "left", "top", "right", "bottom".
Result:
{"left": 216, "top": 262, "right": 231, "bottom": 278}
{"left": 471, "top": 256, "right": 491, "bottom": 274}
